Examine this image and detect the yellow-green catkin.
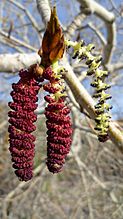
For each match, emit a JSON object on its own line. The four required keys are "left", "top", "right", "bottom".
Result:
{"left": 65, "top": 39, "right": 112, "bottom": 142}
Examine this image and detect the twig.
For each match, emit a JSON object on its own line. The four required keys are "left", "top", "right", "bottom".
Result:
{"left": 87, "top": 22, "right": 106, "bottom": 46}
{"left": 77, "top": 0, "right": 116, "bottom": 65}
{"left": 0, "top": 37, "right": 25, "bottom": 53}
{"left": 108, "top": 62, "right": 123, "bottom": 73}
{"left": 71, "top": 107, "right": 103, "bottom": 219}
{"left": 0, "top": 29, "right": 37, "bottom": 51}
{"left": 3, "top": 164, "right": 44, "bottom": 201}
{"left": 109, "top": 0, "right": 121, "bottom": 16}
{"left": 66, "top": 86, "right": 81, "bottom": 111}
{"left": 71, "top": 110, "right": 118, "bottom": 204}
{"left": 2, "top": 164, "right": 45, "bottom": 219}
{"left": 8, "top": 0, "right": 40, "bottom": 33}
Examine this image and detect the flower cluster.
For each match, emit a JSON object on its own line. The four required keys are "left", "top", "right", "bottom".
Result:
{"left": 43, "top": 66, "right": 72, "bottom": 173}
{"left": 86, "top": 49, "right": 112, "bottom": 142}
{"left": 65, "top": 40, "right": 112, "bottom": 142}
{"left": 8, "top": 68, "right": 41, "bottom": 181}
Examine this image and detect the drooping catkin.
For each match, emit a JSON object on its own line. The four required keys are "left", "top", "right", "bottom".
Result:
{"left": 8, "top": 68, "right": 42, "bottom": 181}
{"left": 65, "top": 39, "right": 112, "bottom": 142}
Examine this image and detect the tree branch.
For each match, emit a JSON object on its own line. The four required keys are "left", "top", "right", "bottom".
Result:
{"left": 108, "top": 62, "right": 123, "bottom": 73}
{"left": 0, "top": 30, "right": 37, "bottom": 51}
{"left": 8, "top": 0, "right": 40, "bottom": 33}
{"left": 0, "top": 53, "right": 40, "bottom": 73}
{"left": 77, "top": 0, "right": 115, "bottom": 22}
{"left": 87, "top": 22, "right": 106, "bottom": 46}
{"left": 104, "top": 22, "right": 116, "bottom": 65}
{"left": 36, "top": 0, "right": 51, "bottom": 24}
{"left": 61, "top": 56, "right": 123, "bottom": 151}
{"left": 65, "top": 13, "right": 86, "bottom": 39}
{"left": 77, "top": 0, "right": 116, "bottom": 65}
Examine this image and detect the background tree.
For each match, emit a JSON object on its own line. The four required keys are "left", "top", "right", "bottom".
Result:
{"left": 0, "top": 0, "right": 123, "bottom": 218}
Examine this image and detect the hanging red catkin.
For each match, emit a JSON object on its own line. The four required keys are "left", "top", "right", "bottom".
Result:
{"left": 8, "top": 68, "right": 42, "bottom": 181}
{"left": 43, "top": 66, "right": 72, "bottom": 173}
{"left": 39, "top": 6, "right": 72, "bottom": 173}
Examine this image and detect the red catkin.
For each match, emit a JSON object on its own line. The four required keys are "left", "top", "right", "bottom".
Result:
{"left": 43, "top": 67, "right": 72, "bottom": 173}
{"left": 8, "top": 69, "right": 42, "bottom": 181}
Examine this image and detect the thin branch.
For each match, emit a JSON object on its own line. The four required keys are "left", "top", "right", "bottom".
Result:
{"left": 66, "top": 86, "right": 81, "bottom": 111}
{"left": 109, "top": 0, "right": 121, "bottom": 16}
{"left": 77, "top": 22, "right": 106, "bottom": 46}
{"left": 2, "top": 164, "right": 45, "bottom": 219}
{"left": 8, "top": 0, "right": 40, "bottom": 33}
{"left": 77, "top": 0, "right": 116, "bottom": 65}
{"left": 71, "top": 109, "right": 119, "bottom": 206}
{"left": 0, "top": 29, "right": 37, "bottom": 51}
{"left": 104, "top": 22, "right": 116, "bottom": 65}
{"left": 108, "top": 62, "right": 123, "bottom": 72}
{"left": 0, "top": 38, "right": 25, "bottom": 53}
{"left": 87, "top": 22, "right": 106, "bottom": 46}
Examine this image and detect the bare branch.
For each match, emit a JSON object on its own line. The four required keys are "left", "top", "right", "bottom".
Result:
{"left": 0, "top": 53, "right": 40, "bottom": 73}
{"left": 0, "top": 38, "right": 25, "bottom": 53}
{"left": 36, "top": 0, "right": 51, "bottom": 24}
{"left": 109, "top": 0, "right": 121, "bottom": 16}
{"left": 108, "top": 62, "right": 123, "bottom": 72}
{"left": 77, "top": 0, "right": 115, "bottom": 22}
{"left": 2, "top": 164, "right": 45, "bottom": 219}
{"left": 71, "top": 108, "right": 95, "bottom": 219}
{"left": 65, "top": 13, "right": 86, "bottom": 39}
{"left": 0, "top": 29, "right": 37, "bottom": 51}
{"left": 36, "top": 0, "right": 65, "bottom": 30}
{"left": 77, "top": 0, "right": 116, "bottom": 65}
{"left": 87, "top": 22, "right": 106, "bottom": 46}
{"left": 8, "top": 0, "right": 40, "bottom": 33}
{"left": 104, "top": 22, "right": 116, "bottom": 65}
